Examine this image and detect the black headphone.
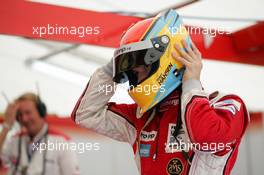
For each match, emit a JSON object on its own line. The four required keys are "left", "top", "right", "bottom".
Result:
{"left": 36, "top": 96, "right": 47, "bottom": 118}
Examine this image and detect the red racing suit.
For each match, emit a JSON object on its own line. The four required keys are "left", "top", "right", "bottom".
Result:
{"left": 71, "top": 67, "right": 249, "bottom": 175}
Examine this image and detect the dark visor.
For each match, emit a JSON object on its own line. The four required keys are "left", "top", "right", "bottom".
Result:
{"left": 113, "top": 35, "right": 170, "bottom": 84}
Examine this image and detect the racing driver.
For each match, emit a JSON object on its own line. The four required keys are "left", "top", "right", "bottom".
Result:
{"left": 71, "top": 9, "right": 249, "bottom": 175}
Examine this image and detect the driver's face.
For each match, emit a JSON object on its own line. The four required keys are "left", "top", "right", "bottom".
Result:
{"left": 132, "top": 65, "right": 151, "bottom": 83}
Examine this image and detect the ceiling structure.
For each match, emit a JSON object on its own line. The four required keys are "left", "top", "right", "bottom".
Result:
{"left": 0, "top": 0, "right": 263, "bottom": 116}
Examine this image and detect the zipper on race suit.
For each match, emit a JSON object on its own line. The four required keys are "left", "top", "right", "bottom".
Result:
{"left": 153, "top": 116, "right": 161, "bottom": 161}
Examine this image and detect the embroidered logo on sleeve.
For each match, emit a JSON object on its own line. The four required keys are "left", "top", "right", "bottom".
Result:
{"left": 213, "top": 99, "right": 241, "bottom": 115}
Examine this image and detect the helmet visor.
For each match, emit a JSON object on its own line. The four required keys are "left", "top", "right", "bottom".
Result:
{"left": 113, "top": 35, "right": 170, "bottom": 84}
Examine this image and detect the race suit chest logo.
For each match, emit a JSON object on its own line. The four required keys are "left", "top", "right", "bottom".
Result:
{"left": 140, "top": 131, "right": 157, "bottom": 142}
{"left": 158, "top": 95, "right": 179, "bottom": 112}
{"left": 157, "top": 63, "right": 173, "bottom": 85}
{"left": 165, "top": 123, "right": 188, "bottom": 153}
{"left": 167, "top": 158, "right": 183, "bottom": 175}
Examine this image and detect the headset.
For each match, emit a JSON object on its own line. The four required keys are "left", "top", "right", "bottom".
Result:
{"left": 35, "top": 96, "right": 47, "bottom": 118}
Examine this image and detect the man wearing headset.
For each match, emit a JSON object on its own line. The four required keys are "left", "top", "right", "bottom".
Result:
{"left": 72, "top": 10, "right": 249, "bottom": 175}
{"left": 0, "top": 92, "right": 80, "bottom": 175}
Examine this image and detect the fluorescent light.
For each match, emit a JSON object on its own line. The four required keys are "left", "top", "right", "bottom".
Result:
{"left": 30, "top": 60, "right": 89, "bottom": 86}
